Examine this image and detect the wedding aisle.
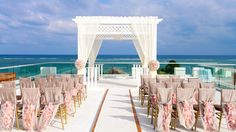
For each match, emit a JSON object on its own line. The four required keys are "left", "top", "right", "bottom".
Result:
{"left": 94, "top": 78, "right": 140, "bottom": 132}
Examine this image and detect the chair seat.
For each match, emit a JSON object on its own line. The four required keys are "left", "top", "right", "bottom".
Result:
{"left": 214, "top": 104, "right": 222, "bottom": 111}
{"left": 193, "top": 104, "right": 199, "bottom": 111}
{"left": 16, "top": 95, "right": 22, "bottom": 100}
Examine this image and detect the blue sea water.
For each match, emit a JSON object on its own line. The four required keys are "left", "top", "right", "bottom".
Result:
{"left": 0, "top": 55, "right": 236, "bottom": 67}
{"left": 0, "top": 55, "right": 235, "bottom": 78}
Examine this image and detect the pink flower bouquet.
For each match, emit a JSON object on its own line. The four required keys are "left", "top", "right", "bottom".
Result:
{"left": 75, "top": 59, "right": 85, "bottom": 70}
{"left": 148, "top": 60, "right": 160, "bottom": 71}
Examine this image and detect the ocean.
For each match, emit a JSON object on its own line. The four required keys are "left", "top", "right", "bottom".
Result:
{"left": 0, "top": 55, "right": 236, "bottom": 67}
{"left": 0, "top": 55, "right": 235, "bottom": 78}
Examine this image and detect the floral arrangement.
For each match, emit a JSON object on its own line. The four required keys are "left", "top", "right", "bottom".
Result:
{"left": 162, "top": 102, "right": 172, "bottom": 131}
{"left": 202, "top": 102, "right": 217, "bottom": 131}
{"left": 182, "top": 100, "right": 195, "bottom": 129}
{"left": 0, "top": 101, "right": 14, "bottom": 130}
{"left": 148, "top": 60, "right": 160, "bottom": 71}
{"left": 75, "top": 59, "right": 85, "bottom": 70}
{"left": 23, "top": 104, "right": 36, "bottom": 131}
{"left": 225, "top": 103, "right": 236, "bottom": 130}
{"left": 38, "top": 103, "right": 55, "bottom": 130}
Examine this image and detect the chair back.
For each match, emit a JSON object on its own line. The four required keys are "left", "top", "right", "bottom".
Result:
{"left": 0, "top": 88, "right": 16, "bottom": 104}
{"left": 157, "top": 87, "right": 173, "bottom": 104}
{"left": 64, "top": 78, "right": 74, "bottom": 91}
{"left": 177, "top": 88, "right": 196, "bottom": 103}
{"left": 221, "top": 89, "right": 236, "bottom": 105}
{"left": 44, "top": 87, "right": 62, "bottom": 105}
{"left": 198, "top": 88, "right": 215, "bottom": 104}
{"left": 21, "top": 88, "right": 40, "bottom": 105}
{"left": 182, "top": 82, "right": 199, "bottom": 89}
{"left": 61, "top": 74, "right": 71, "bottom": 81}
{"left": 149, "top": 82, "right": 166, "bottom": 95}
{"left": 46, "top": 74, "right": 56, "bottom": 82}
{"left": 20, "top": 78, "right": 33, "bottom": 88}
{"left": 1, "top": 81, "right": 15, "bottom": 89}
{"left": 156, "top": 77, "right": 170, "bottom": 83}
{"left": 200, "top": 82, "right": 215, "bottom": 88}
{"left": 74, "top": 75, "right": 84, "bottom": 84}
{"left": 188, "top": 78, "right": 200, "bottom": 83}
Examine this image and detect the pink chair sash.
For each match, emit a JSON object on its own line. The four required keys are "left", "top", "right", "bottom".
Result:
{"left": 22, "top": 88, "right": 40, "bottom": 131}
{"left": 177, "top": 88, "right": 196, "bottom": 129}
{"left": 149, "top": 83, "right": 166, "bottom": 106}
{"left": 37, "top": 103, "right": 55, "bottom": 131}
{"left": 157, "top": 88, "right": 173, "bottom": 132}
{"left": 222, "top": 89, "right": 236, "bottom": 131}
{"left": 37, "top": 87, "right": 62, "bottom": 131}
{"left": 199, "top": 88, "right": 217, "bottom": 131}
{"left": 224, "top": 103, "right": 236, "bottom": 131}
{"left": 65, "top": 91, "right": 74, "bottom": 114}
{"left": 0, "top": 101, "right": 14, "bottom": 131}
{"left": 166, "top": 82, "right": 181, "bottom": 104}
{"left": 0, "top": 88, "right": 16, "bottom": 131}
{"left": 23, "top": 104, "right": 36, "bottom": 131}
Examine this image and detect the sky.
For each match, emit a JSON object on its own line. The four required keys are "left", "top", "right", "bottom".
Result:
{"left": 0, "top": 0, "right": 236, "bottom": 55}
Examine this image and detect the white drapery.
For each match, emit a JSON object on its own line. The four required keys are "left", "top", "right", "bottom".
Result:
{"left": 88, "top": 39, "right": 103, "bottom": 66}
{"left": 77, "top": 22, "right": 99, "bottom": 63}
{"left": 131, "top": 17, "right": 157, "bottom": 67}
{"left": 73, "top": 16, "right": 162, "bottom": 69}
{"left": 132, "top": 40, "right": 144, "bottom": 64}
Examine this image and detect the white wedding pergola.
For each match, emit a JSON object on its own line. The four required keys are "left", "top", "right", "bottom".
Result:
{"left": 72, "top": 16, "right": 162, "bottom": 68}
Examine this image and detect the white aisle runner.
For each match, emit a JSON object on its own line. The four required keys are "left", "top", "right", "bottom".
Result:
{"left": 95, "top": 79, "right": 138, "bottom": 132}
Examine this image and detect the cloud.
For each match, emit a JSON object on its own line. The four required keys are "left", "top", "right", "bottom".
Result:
{"left": 47, "top": 20, "right": 76, "bottom": 35}
{"left": 0, "top": 0, "right": 235, "bottom": 55}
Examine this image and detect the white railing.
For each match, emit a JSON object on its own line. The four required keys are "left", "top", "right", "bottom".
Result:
{"left": 85, "top": 64, "right": 104, "bottom": 87}
{"left": 131, "top": 64, "right": 150, "bottom": 86}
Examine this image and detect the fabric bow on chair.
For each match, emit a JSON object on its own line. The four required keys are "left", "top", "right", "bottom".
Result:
{"left": 38, "top": 87, "right": 63, "bottom": 131}
{"left": 21, "top": 88, "right": 40, "bottom": 132}
{"left": 0, "top": 88, "right": 16, "bottom": 131}
{"left": 156, "top": 87, "right": 173, "bottom": 132}
{"left": 199, "top": 88, "right": 217, "bottom": 131}
{"left": 177, "top": 88, "right": 196, "bottom": 129}
{"left": 221, "top": 89, "right": 236, "bottom": 131}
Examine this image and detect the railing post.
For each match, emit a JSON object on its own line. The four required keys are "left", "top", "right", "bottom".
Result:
{"left": 101, "top": 64, "right": 103, "bottom": 79}
{"left": 90, "top": 66, "right": 94, "bottom": 86}
{"left": 132, "top": 64, "right": 135, "bottom": 79}
{"left": 87, "top": 67, "right": 90, "bottom": 86}
{"left": 97, "top": 64, "right": 100, "bottom": 80}
{"left": 95, "top": 66, "right": 97, "bottom": 86}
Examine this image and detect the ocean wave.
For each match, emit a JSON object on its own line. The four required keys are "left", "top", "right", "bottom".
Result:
{"left": 3, "top": 58, "right": 33, "bottom": 60}
{"left": 39, "top": 58, "right": 57, "bottom": 59}
{"left": 97, "top": 58, "right": 140, "bottom": 61}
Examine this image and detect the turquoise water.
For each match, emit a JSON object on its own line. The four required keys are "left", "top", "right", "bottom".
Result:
{"left": 0, "top": 55, "right": 235, "bottom": 78}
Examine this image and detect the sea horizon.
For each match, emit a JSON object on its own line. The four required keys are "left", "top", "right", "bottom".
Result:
{"left": 0, "top": 54, "right": 235, "bottom": 68}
